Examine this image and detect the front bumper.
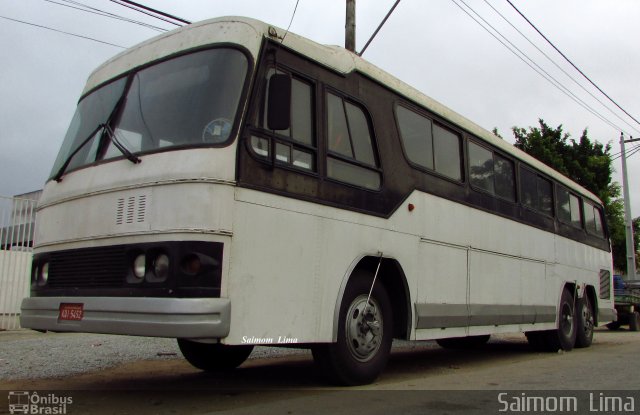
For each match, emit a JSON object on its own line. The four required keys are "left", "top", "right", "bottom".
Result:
{"left": 20, "top": 296, "right": 230, "bottom": 339}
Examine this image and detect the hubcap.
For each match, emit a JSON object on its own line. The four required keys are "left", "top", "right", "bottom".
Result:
{"left": 345, "top": 295, "right": 383, "bottom": 362}
{"left": 581, "top": 303, "right": 594, "bottom": 335}
{"left": 560, "top": 302, "right": 574, "bottom": 336}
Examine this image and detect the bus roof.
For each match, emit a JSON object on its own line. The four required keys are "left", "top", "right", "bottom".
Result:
{"left": 86, "top": 16, "right": 601, "bottom": 204}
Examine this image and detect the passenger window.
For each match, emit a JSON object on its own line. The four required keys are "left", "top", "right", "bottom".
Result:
{"left": 557, "top": 186, "right": 582, "bottom": 227}
{"left": 433, "top": 124, "right": 462, "bottom": 181}
{"left": 468, "top": 141, "right": 515, "bottom": 202}
{"left": 468, "top": 142, "right": 495, "bottom": 194}
{"left": 494, "top": 154, "right": 515, "bottom": 201}
{"left": 584, "top": 201, "right": 605, "bottom": 237}
{"left": 326, "top": 92, "right": 380, "bottom": 190}
{"left": 520, "top": 166, "right": 553, "bottom": 215}
{"left": 253, "top": 69, "right": 316, "bottom": 171}
{"left": 396, "top": 106, "right": 434, "bottom": 170}
{"left": 395, "top": 106, "right": 461, "bottom": 181}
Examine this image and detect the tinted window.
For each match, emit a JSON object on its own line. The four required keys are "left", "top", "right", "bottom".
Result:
{"left": 494, "top": 155, "right": 515, "bottom": 201}
{"left": 254, "top": 69, "right": 316, "bottom": 172}
{"left": 469, "top": 142, "right": 495, "bottom": 194}
{"left": 327, "top": 93, "right": 352, "bottom": 158}
{"left": 291, "top": 78, "right": 313, "bottom": 145}
{"left": 539, "top": 177, "right": 553, "bottom": 215}
{"left": 557, "top": 186, "right": 582, "bottom": 227}
{"left": 433, "top": 124, "right": 462, "bottom": 181}
{"left": 520, "top": 166, "right": 553, "bottom": 215}
{"left": 520, "top": 167, "right": 537, "bottom": 209}
{"left": 396, "top": 106, "right": 434, "bottom": 170}
{"left": 345, "top": 102, "right": 376, "bottom": 165}
{"left": 570, "top": 194, "right": 581, "bottom": 227}
{"left": 326, "top": 93, "right": 380, "bottom": 189}
{"left": 584, "top": 202, "right": 606, "bottom": 238}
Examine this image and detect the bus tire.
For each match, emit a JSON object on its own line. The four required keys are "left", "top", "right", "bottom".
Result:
{"left": 313, "top": 271, "right": 393, "bottom": 385}
{"left": 549, "top": 287, "right": 577, "bottom": 351}
{"left": 177, "top": 339, "right": 254, "bottom": 371}
{"left": 436, "top": 335, "right": 490, "bottom": 349}
{"left": 629, "top": 311, "right": 640, "bottom": 332}
{"left": 606, "top": 321, "right": 621, "bottom": 330}
{"left": 526, "top": 288, "right": 576, "bottom": 352}
{"left": 575, "top": 294, "right": 594, "bottom": 348}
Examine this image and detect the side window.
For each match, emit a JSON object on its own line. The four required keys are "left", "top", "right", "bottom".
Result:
{"left": 433, "top": 124, "right": 462, "bottom": 181}
{"left": 251, "top": 68, "right": 316, "bottom": 171}
{"left": 468, "top": 141, "right": 515, "bottom": 202}
{"left": 520, "top": 166, "right": 553, "bottom": 216}
{"left": 396, "top": 105, "right": 461, "bottom": 181}
{"left": 557, "top": 186, "right": 582, "bottom": 228}
{"left": 584, "top": 201, "right": 605, "bottom": 237}
{"left": 326, "top": 92, "right": 380, "bottom": 190}
{"left": 468, "top": 142, "right": 494, "bottom": 193}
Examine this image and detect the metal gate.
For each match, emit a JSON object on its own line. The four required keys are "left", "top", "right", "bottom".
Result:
{"left": 0, "top": 195, "right": 37, "bottom": 330}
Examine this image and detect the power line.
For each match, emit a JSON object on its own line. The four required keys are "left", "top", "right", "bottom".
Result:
{"left": 359, "top": 0, "right": 402, "bottom": 56}
{"left": 118, "top": 0, "right": 190, "bottom": 24}
{"left": 109, "top": 0, "right": 190, "bottom": 27}
{"left": 282, "top": 0, "right": 301, "bottom": 43}
{"left": 506, "top": 0, "right": 640, "bottom": 130}
{"left": 49, "top": 0, "right": 167, "bottom": 32}
{"left": 450, "top": 0, "right": 628, "bottom": 135}
{"left": 482, "top": 0, "right": 640, "bottom": 137}
{"left": 0, "top": 14, "right": 125, "bottom": 48}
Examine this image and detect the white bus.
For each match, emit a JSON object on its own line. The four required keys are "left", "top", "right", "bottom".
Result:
{"left": 21, "top": 17, "right": 615, "bottom": 385}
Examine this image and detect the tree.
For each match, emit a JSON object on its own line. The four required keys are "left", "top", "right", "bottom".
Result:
{"left": 511, "top": 119, "right": 637, "bottom": 272}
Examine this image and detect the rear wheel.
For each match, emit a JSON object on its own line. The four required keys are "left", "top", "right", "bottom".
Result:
{"left": 629, "top": 311, "right": 640, "bottom": 332}
{"left": 436, "top": 335, "right": 490, "bottom": 349}
{"left": 312, "top": 271, "right": 393, "bottom": 385}
{"left": 575, "top": 294, "right": 594, "bottom": 348}
{"left": 526, "top": 288, "right": 576, "bottom": 352}
{"left": 177, "top": 339, "right": 254, "bottom": 371}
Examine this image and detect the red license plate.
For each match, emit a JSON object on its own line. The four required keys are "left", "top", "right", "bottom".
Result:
{"left": 59, "top": 303, "right": 84, "bottom": 321}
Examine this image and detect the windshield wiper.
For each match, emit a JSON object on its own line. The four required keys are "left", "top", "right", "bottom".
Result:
{"left": 53, "top": 84, "right": 140, "bottom": 182}
{"left": 52, "top": 123, "right": 104, "bottom": 182}
{"left": 101, "top": 123, "right": 141, "bottom": 165}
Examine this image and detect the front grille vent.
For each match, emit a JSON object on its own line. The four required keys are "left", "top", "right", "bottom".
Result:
{"left": 47, "top": 246, "right": 127, "bottom": 288}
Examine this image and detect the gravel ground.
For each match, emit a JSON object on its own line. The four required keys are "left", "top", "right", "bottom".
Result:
{"left": 0, "top": 330, "right": 310, "bottom": 381}
{"left": 0, "top": 330, "right": 435, "bottom": 381}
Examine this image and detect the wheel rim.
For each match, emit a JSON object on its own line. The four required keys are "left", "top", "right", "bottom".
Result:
{"left": 581, "top": 302, "right": 594, "bottom": 337}
{"left": 560, "top": 302, "right": 574, "bottom": 336}
{"left": 345, "top": 294, "right": 383, "bottom": 362}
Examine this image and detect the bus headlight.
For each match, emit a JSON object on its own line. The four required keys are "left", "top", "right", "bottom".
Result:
{"left": 39, "top": 262, "right": 49, "bottom": 286}
{"left": 153, "top": 254, "right": 170, "bottom": 281}
{"left": 132, "top": 254, "right": 146, "bottom": 279}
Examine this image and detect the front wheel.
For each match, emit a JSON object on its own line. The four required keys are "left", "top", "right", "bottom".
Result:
{"left": 177, "top": 339, "right": 254, "bottom": 371}
{"left": 312, "top": 271, "right": 393, "bottom": 385}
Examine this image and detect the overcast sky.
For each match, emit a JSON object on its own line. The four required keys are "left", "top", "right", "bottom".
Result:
{"left": 1, "top": 0, "right": 639, "bottom": 216}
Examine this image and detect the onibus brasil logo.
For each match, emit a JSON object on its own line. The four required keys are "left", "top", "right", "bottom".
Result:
{"left": 8, "top": 391, "right": 72, "bottom": 414}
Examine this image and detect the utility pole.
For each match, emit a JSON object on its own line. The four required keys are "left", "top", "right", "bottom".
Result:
{"left": 346, "top": 0, "right": 356, "bottom": 52}
{"left": 620, "top": 132, "right": 639, "bottom": 279}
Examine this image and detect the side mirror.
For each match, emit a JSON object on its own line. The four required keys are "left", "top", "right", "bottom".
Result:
{"left": 267, "top": 74, "right": 291, "bottom": 131}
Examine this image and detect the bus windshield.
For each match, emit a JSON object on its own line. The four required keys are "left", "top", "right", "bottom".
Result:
{"left": 49, "top": 47, "right": 248, "bottom": 179}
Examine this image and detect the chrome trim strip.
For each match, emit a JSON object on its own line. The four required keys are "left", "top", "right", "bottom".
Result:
{"left": 415, "top": 303, "right": 556, "bottom": 329}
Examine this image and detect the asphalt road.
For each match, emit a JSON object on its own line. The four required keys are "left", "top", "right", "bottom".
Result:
{"left": 1, "top": 328, "right": 639, "bottom": 415}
